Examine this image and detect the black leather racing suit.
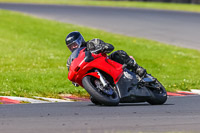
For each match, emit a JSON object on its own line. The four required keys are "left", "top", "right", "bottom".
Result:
{"left": 67, "top": 38, "right": 145, "bottom": 76}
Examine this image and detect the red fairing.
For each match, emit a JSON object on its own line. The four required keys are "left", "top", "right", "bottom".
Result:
{"left": 68, "top": 48, "right": 123, "bottom": 87}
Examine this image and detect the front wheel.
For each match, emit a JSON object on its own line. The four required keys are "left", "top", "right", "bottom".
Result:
{"left": 82, "top": 76, "right": 120, "bottom": 106}
{"left": 146, "top": 80, "right": 167, "bottom": 105}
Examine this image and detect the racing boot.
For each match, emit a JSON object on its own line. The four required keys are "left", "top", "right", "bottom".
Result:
{"left": 126, "top": 58, "right": 147, "bottom": 77}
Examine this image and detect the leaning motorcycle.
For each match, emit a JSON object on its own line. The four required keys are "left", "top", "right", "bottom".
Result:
{"left": 68, "top": 47, "right": 167, "bottom": 106}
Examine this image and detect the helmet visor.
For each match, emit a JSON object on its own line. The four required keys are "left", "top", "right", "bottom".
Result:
{"left": 67, "top": 42, "right": 79, "bottom": 52}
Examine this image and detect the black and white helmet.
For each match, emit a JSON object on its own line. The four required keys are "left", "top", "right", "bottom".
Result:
{"left": 65, "top": 31, "right": 85, "bottom": 52}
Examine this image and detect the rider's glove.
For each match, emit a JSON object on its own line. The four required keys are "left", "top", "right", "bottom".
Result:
{"left": 87, "top": 41, "right": 95, "bottom": 51}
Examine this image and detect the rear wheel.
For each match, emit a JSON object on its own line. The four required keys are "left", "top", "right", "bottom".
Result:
{"left": 82, "top": 76, "right": 120, "bottom": 106}
{"left": 147, "top": 80, "right": 167, "bottom": 105}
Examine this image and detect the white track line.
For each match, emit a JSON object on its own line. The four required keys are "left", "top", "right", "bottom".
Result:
{"left": 34, "top": 97, "right": 73, "bottom": 102}
{"left": 191, "top": 89, "right": 200, "bottom": 95}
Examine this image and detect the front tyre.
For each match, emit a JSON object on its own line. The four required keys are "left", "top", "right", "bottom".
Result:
{"left": 82, "top": 76, "right": 120, "bottom": 106}
{"left": 147, "top": 80, "right": 167, "bottom": 105}
{"left": 90, "top": 96, "right": 102, "bottom": 105}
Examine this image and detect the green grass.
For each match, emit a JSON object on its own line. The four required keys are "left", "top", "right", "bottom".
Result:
{"left": 0, "top": 10, "right": 200, "bottom": 98}
{"left": 1, "top": 0, "right": 200, "bottom": 13}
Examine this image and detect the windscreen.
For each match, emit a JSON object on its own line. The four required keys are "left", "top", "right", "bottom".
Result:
{"left": 68, "top": 47, "right": 85, "bottom": 66}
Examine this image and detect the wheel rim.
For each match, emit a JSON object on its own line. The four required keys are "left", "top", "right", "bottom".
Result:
{"left": 91, "top": 78, "right": 118, "bottom": 99}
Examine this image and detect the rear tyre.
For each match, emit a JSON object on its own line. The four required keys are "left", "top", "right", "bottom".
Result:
{"left": 147, "top": 80, "right": 167, "bottom": 105}
{"left": 82, "top": 76, "right": 120, "bottom": 106}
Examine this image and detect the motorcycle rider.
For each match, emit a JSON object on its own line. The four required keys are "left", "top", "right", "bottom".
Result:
{"left": 66, "top": 31, "right": 146, "bottom": 81}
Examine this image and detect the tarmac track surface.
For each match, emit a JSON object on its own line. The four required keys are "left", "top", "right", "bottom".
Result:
{"left": 0, "top": 96, "right": 200, "bottom": 133}
{"left": 0, "top": 3, "right": 200, "bottom": 50}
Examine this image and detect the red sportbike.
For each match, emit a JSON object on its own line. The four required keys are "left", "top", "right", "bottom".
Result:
{"left": 68, "top": 47, "right": 167, "bottom": 106}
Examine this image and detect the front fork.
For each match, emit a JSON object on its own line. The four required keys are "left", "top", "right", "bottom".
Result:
{"left": 95, "top": 69, "right": 108, "bottom": 87}
{"left": 95, "top": 69, "right": 116, "bottom": 96}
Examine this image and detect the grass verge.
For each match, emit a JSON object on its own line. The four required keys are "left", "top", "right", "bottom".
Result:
{"left": 0, "top": 9, "right": 200, "bottom": 98}
{"left": 0, "top": 0, "right": 200, "bottom": 13}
